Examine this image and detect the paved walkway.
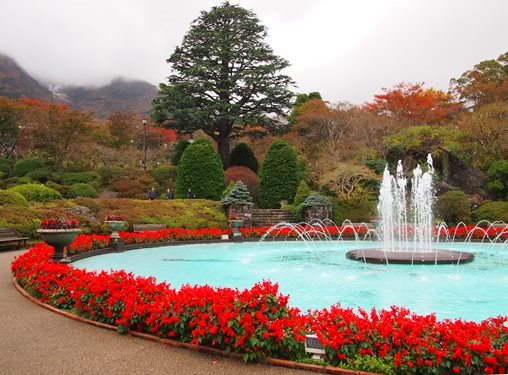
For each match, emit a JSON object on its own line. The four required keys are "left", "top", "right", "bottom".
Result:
{"left": 0, "top": 249, "right": 314, "bottom": 375}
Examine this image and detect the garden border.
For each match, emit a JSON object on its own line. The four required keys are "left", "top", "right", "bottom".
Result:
{"left": 12, "top": 276, "right": 376, "bottom": 375}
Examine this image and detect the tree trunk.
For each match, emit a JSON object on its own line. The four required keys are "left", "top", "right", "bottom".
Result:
{"left": 217, "top": 136, "right": 231, "bottom": 170}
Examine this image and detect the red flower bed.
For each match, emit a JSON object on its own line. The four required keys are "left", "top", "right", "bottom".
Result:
{"left": 12, "top": 244, "right": 508, "bottom": 373}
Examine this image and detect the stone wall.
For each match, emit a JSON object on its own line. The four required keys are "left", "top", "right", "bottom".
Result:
{"left": 303, "top": 205, "right": 333, "bottom": 223}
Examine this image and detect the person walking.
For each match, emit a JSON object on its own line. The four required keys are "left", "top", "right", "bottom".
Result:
{"left": 148, "top": 187, "right": 157, "bottom": 200}
{"left": 186, "top": 187, "right": 195, "bottom": 199}
{"left": 165, "top": 188, "right": 173, "bottom": 200}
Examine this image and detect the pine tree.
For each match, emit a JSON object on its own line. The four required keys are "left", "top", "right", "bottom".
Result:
{"left": 221, "top": 181, "right": 254, "bottom": 206}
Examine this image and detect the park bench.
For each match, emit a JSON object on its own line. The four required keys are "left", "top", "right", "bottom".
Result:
{"left": 0, "top": 228, "right": 29, "bottom": 249}
{"left": 132, "top": 224, "right": 166, "bottom": 232}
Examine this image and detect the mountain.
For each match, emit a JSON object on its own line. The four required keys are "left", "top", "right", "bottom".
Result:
{"left": 0, "top": 53, "right": 158, "bottom": 117}
{"left": 0, "top": 53, "right": 54, "bottom": 101}
{"left": 62, "top": 78, "right": 158, "bottom": 117}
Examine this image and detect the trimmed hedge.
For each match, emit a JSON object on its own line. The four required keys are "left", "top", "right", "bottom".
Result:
{"left": 0, "top": 189, "right": 29, "bottom": 207}
{"left": 25, "top": 168, "right": 52, "bottom": 182}
{"left": 259, "top": 141, "right": 298, "bottom": 208}
{"left": 474, "top": 201, "right": 508, "bottom": 223}
{"left": 230, "top": 142, "right": 259, "bottom": 174}
{"left": 176, "top": 138, "right": 225, "bottom": 200}
{"left": 67, "top": 183, "right": 98, "bottom": 198}
{"left": 8, "top": 183, "right": 62, "bottom": 202}
{"left": 435, "top": 190, "right": 472, "bottom": 225}
{"left": 12, "top": 158, "right": 45, "bottom": 177}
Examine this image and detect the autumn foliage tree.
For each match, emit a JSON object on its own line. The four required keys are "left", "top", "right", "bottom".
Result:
{"left": 364, "top": 82, "right": 458, "bottom": 124}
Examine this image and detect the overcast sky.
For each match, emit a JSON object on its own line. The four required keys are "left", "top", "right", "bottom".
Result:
{"left": 1, "top": 0, "right": 506, "bottom": 103}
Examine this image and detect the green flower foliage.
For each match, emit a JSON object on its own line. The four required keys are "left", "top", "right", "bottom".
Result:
{"left": 259, "top": 141, "right": 298, "bottom": 208}
{"left": 67, "top": 183, "right": 98, "bottom": 198}
{"left": 435, "top": 190, "right": 472, "bottom": 225}
{"left": 293, "top": 180, "right": 311, "bottom": 206}
{"left": 221, "top": 181, "right": 253, "bottom": 207}
{"left": 0, "top": 189, "right": 29, "bottom": 207}
{"left": 176, "top": 138, "right": 225, "bottom": 199}
{"left": 301, "top": 193, "right": 332, "bottom": 208}
{"left": 8, "top": 183, "right": 62, "bottom": 202}
{"left": 486, "top": 159, "right": 508, "bottom": 199}
{"left": 473, "top": 201, "right": 508, "bottom": 223}
{"left": 230, "top": 143, "right": 259, "bottom": 174}
{"left": 12, "top": 158, "right": 45, "bottom": 177}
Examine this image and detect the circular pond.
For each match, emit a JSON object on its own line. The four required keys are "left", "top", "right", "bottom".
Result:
{"left": 73, "top": 241, "right": 508, "bottom": 322}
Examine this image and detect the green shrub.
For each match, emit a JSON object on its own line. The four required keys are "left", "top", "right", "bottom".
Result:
{"left": 487, "top": 159, "right": 508, "bottom": 199}
{"left": 435, "top": 190, "right": 472, "bottom": 225}
{"left": 340, "top": 355, "right": 395, "bottom": 375}
{"left": 331, "top": 189, "right": 377, "bottom": 223}
{"left": 259, "top": 141, "right": 298, "bottom": 208}
{"left": 8, "top": 183, "right": 62, "bottom": 202}
{"left": 25, "top": 168, "right": 52, "bottom": 182}
{"left": 301, "top": 193, "right": 332, "bottom": 208}
{"left": 365, "top": 159, "right": 387, "bottom": 174}
{"left": 171, "top": 140, "right": 191, "bottom": 165}
{"left": 0, "top": 158, "right": 13, "bottom": 177}
{"left": 294, "top": 180, "right": 311, "bottom": 206}
{"left": 221, "top": 180, "right": 235, "bottom": 200}
{"left": 176, "top": 138, "right": 225, "bottom": 199}
{"left": 59, "top": 171, "right": 102, "bottom": 188}
{"left": 150, "top": 165, "right": 177, "bottom": 190}
{"left": 221, "top": 181, "right": 254, "bottom": 207}
{"left": 0, "top": 206, "right": 40, "bottom": 237}
{"left": 474, "top": 201, "right": 508, "bottom": 223}
{"left": 230, "top": 142, "right": 259, "bottom": 174}
{"left": 12, "top": 158, "right": 45, "bottom": 177}
{"left": 0, "top": 189, "right": 29, "bottom": 207}
{"left": 296, "top": 158, "right": 309, "bottom": 183}
{"left": 45, "top": 181, "right": 69, "bottom": 196}
{"left": 67, "top": 183, "right": 98, "bottom": 198}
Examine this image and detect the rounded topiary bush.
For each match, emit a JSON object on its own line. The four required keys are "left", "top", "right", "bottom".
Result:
{"left": 259, "top": 140, "right": 298, "bottom": 208}
{"left": 0, "top": 206, "right": 40, "bottom": 237}
{"left": 59, "top": 171, "right": 102, "bottom": 188}
{"left": 230, "top": 142, "right": 259, "bottom": 174}
{"left": 176, "top": 138, "right": 225, "bottom": 200}
{"left": 150, "top": 165, "right": 177, "bottom": 190}
{"left": 25, "top": 168, "right": 52, "bottom": 183}
{"left": 8, "top": 183, "right": 62, "bottom": 202}
{"left": 12, "top": 158, "right": 45, "bottom": 177}
{"left": 224, "top": 166, "right": 259, "bottom": 201}
{"left": 0, "top": 189, "right": 29, "bottom": 207}
{"left": 67, "top": 183, "right": 98, "bottom": 198}
{"left": 474, "top": 201, "right": 508, "bottom": 223}
{"left": 435, "top": 190, "right": 472, "bottom": 225}
{"left": 0, "top": 158, "right": 14, "bottom": 177}
{"left": 486, "top": 159, "right": 507, "bottom": 200}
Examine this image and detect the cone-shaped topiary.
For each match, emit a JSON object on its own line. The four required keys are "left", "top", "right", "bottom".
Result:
{"left": 230, "top": 143, "right": 259, "bottom": 174}
{"left": 221, "top": 181, "right": 254, "bottom": 207}
{"left": 294, "top": 180, "right": 311, "bottom": 206}
{"left": 259, "top": 140, "right": 298, "bottom": 208}
{"left": 176, "top": 138, "right": 226, "bottom": 199}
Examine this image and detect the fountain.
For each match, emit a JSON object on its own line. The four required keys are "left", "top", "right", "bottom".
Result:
{"left": 346, "top": 155, "right": 474, "bottom": 264}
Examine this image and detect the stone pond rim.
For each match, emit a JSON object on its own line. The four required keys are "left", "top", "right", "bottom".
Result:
{"left": 346, "top": 248, "right": 475, "bottom": 265}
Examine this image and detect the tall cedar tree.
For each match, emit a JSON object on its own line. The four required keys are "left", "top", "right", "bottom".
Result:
{"left": 175, "top": 138, "right": 225, "bottom": 199}
{"left": 151, "top": 2, "right": 294, "bottom": 168}
{"left": 259, "top": 140, "right": 298, "bottom": 208}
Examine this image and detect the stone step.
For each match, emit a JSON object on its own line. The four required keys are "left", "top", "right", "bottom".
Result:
{"left": 250, "top": 208, "right": 296, "bottom": 226}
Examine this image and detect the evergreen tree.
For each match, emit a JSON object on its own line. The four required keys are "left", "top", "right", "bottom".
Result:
{"left": 176, "top": 138, "right": 225, "bottom": 199}
{"left": 294, "top": 180, "right": 311, "bottom": 206}
{"left": 152, "top": 2, "right": 294, "bottom": 168}
{"left": 230, "top": 143, "right": 259, "bottom": 174}
{"left": 259, "top": 140, "right": 298, "bottom": 208}
{"left": 221, "top": 180, "right": 254, "bottom": 206}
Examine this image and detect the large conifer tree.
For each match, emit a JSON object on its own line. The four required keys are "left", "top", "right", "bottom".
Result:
{"left": 152, "top": 2, "right": 294, "bottom": 168}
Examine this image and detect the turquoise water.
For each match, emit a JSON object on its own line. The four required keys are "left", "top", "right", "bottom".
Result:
{"left": 73, "top": 241, "right": 508, "bottom": 322}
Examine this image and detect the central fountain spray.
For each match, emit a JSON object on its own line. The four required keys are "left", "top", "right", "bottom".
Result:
{"left": 347, "top": 154, "right": 474, "bottom": 264}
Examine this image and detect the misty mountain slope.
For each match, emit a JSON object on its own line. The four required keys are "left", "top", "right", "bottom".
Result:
{"left": 0, "top": 53, "right": 55, "bottom": 101}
